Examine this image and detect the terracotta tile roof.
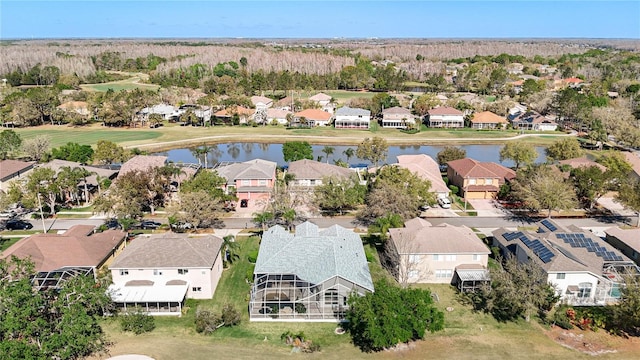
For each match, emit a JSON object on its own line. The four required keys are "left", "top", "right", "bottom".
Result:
{"left": 266, "top": 108, "right": 292, "bottom": 119}
{"left": 396, "top": 154, "right": 449, "bottom": 194}
{"left": 118, "top": 155, "right": 167, "bottom": 177}
{"left": 471, "top": 111, "right": 508, "bottom": 124}
{"left": 110, "top": 233, "right": 223, "bottom": 269}
{"left": 447, "top": 158, "right": 515, "bottom": 181}
{"left": 563, "top": 77, "right": 584, "bottom": 84}
{"left": 558, "top": 157, "right": 606, "bottom": 172}
{"left": 1, "top": 225, "right": 126, "bottom": 272}
{"left": 295, "top": 109, "right": 332, "bottom": 121}
{"left": 0, "top": 159, "right": 35, "bottom": 181}
{"left": 214, "top": 106, "right": 254, "bottom": 117}
{"left": 288, "top": 159, "right": 354, "bottom": 181}
{"left": 389, "top": 219, "right": 490, "bottom": 255}
{"left": 428, "top": 107, "right": 463, "bottom": 116}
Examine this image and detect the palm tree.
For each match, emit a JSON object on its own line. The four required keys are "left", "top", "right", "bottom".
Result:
{"left": 281, "top": 208, "right": 297, "bottom": 231}
{"left": 322, "top": 146, "right": 335, "bottom": 164}
{"left": 343, "top": 148, "right": 355, "bottom": 165}
{"left": 252, "top": 211, "right": 274, "bottom": 232}
{"left": 222, "top": 235, "right": 240, "bottom": 265}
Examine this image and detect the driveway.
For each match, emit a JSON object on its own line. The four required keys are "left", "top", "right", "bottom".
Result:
{"left": 467, "top": 199, "right": 508, "bottom": 217}
{"left": 597, "top": 197, "right": 636, "bottom": 217}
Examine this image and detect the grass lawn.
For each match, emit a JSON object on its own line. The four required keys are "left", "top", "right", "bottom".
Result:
{"left": 95, "top": 235, "right": 640, "bottom": 360}
{"left": 14, "top": 126, "right": 162, "bottom": 148}
{"left": 0, "top": 236, "right": 23, "bottom": 251}
{"left": 80, "top": 73, "right": 160, "bottom": 93}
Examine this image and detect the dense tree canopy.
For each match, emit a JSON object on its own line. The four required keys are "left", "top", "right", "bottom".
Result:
{"left": 356, "top": 137, "right": 389, "bottom": 168}
{"left": 50, "top": 142, "right": 95, "bottom": 163}
{"left": 282, "top": 141, "right": 313, "bottom": 163}
{"left": 313, "top": 175, "right": 366, "bottom": 215}
{"left": 616, "top": 179, "right": 640, "bottom": 227}
{"left": 345, "top": 280, "right": 444, "bottom": 352}
{"left": 499, "top": 142, "right": 537, "bottom": 170}
{"left": 510, "top": 164, "right": 577, "bottom": 217}
{"left": 93, "top": 140, "right": 129, "bottom": 168}
{"left": 0, "top": 130, "right": 22, "bottom": 160}
{"left": 545, "top": 138, "right": 584, "bottom": 161}
{"left": 436, "top": 146, "right": 466, "bottom": 166}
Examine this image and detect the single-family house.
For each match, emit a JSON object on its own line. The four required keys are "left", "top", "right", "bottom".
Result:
{"left": 251, "top": 95, "right": 274, "bottom": 110}
{"left": 249, "top": 221, "right": 374, "bottom": 321}
{"left": 426, "top": 107, "right": 464, "bottom": 128}
{"left": 381, "top": 107, "right": 417, "bottom": 129}
{"left": 214, "top": 106, "right": 254, "bottom": 124}
{"left": 294, "top": 109, "right": 332, "bottom": 127}
{"left": 40, "top": 159, "right": 118, "bottom": 202}
{"left": 395, "top": 154, "right": 449, "bottom": 199}
{"left": 447, "top": 158, "right": 516, "bottom": 199}
{"left": 0, "top": 159, "right": 35, "bottom": 192}
{"left": 558, "top": 157, "right": 606, "bottom": 171}
{"left": 137, "top": 104, "right": 176, "bottom": 121}
{"left": 109, "top": 233, "right": 224, "bottom": 316}
{"left": 1, "top": 225, "right": 127, "bottom": 290}
{"left": 509, "top": 110, "right": 558, "bottom": 131}
{"left": 263, "top": 108, "right": 292, "bottom": 125}
{"left": 386, "top": 218, "right": 490, "bottom": 290}
{"left": 470, "top": 111, "right": 508, "bottom": 130}
{"left": 57, "top": 101, "right": 90, "bottom": 116}
{"left": 309, "top": 93, "right": 332, "bottom": 107}
{"left": 492, "top": 219, "right": 638, "bottom": 305}
{"left": 118, "top": 155, "right": 167, "bottom": 178}
{"left": 169, "top": 104, "right": 212, "bottom": 125}
{"left": 275, "top": 96, "right": 295, "bottom": 111}
{"left": 334, "top": 106, "right": 371, "bottom": 129}
{"left": 622, "top": 152, "right": 640, "bottom": 180}
{"left": 287, "top": 159, "right": 356, "bottom": 187}
{"left": 605, "top": 227, "right": 640, "bottom": 267}
{"left": 215, "top": 159, "right": 277, "bottom": 210}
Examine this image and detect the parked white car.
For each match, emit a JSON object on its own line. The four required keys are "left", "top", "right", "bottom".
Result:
{"left": 438, "top": 197, "right": 452, "bottom": 209}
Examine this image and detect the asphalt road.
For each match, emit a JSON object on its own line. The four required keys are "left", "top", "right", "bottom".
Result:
{"left": 15, "top": 215, "right": 635, "bottom": 232}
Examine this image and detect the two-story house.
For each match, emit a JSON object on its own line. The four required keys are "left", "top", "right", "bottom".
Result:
{"left": 109, "top": 233, "right": 224, "bottom": 316}
{"left": 509, "top": 110, "right": 558, "bottom": 131}
{"left": 426, "top": 107, "right": 464, "bottom": 128}
{"left": 381, "top": 106, "right": 417, "bottom": 129}
{"left": 387, "top": 218, "right": 490, "bottom": 290}
{"left": 334, "top": 106, "right": 371, "bottom": 129}
{"left": 446, "top": 158, "right": 516, "bottom": 199}
{"left": 215, "top": 159, "right": 277, "bottom": 210}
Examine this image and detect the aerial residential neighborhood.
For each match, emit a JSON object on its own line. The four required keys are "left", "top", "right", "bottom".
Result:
{"left": 1, "top": 1, "right": 640, "bottom": 359}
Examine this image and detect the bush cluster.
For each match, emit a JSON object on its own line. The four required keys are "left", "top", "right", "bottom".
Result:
{"left": 120, "top": 310, "right": 156, "bottom": 335}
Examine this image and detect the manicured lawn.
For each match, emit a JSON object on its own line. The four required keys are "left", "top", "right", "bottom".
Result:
{"left": 14, "top": 126, "right": 162, "bottom": 148}
{"left": 0, "top": 236, "right": 23, "bottom": 251}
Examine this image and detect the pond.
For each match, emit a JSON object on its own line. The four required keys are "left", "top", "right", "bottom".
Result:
{"left": 154, "top": 143, "right": 547, "bottom": 168}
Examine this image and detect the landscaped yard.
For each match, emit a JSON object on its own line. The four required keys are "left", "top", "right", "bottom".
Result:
{"left": 93, "top": 235, "right": 640, "bottom": 360}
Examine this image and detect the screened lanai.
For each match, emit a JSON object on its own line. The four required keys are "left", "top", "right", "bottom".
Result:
{"left": 250, "top": 222, "right": 374, "bottom": 322}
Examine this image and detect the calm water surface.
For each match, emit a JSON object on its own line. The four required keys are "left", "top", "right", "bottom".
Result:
{"left": 155, "top": 143, "right": 547, "bottom": 168}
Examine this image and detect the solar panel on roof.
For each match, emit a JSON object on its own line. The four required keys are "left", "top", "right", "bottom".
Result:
{"left": 541, "top": 219, "right": 557, "bottom": 232}
{"left": 596, "top": 251, "right": 606, "bottom": 257}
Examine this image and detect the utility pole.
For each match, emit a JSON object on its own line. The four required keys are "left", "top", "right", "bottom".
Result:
{"left": 37, "top": 193, "right": 47, "bottom": 233}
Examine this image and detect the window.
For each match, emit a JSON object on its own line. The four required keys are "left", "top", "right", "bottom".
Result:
{"left": 409, "top": 255, "right": 421, "bottom": 264}
{"left": 556, "top": 273, "right": 566, "bottom": 280}
{"left": 324, "top": 289, "right": 339, "bottom": 305}
{"left": 473, "top": 254, "right": 480, "bottom": 261}
{"left": 469, "top": 178, "right": 477, "bottom": 185}
{"left": 485, "top": 178, "right": 493, "bottom": 185}
{"left": 408, "top": 270, "right": 419, "bottom": 279}
{"left": 241, "top": 179, "right": 250, "bottom": 186}
{"left": 432, "top": 254, "right": 440, "bottom": 261}
{"left": 444, "top": 254, "right": 457, "bottom": 261}
{"left": 119, "top": 269, "right": 129, "bottom": 276}
{"left": 178, "top": 269, "right": 189, "bottom": 275}
{"left": 578, "top": 282, "right": 592, "bottom": 298}
{"left": 435, "top": 269, "right": 453, "bottom": 279}
{"left": 258, "top": 179, "right": 267, "bottom": 186}
{"left": 192, "top": 287, "right": 202, "bottom": 292}
{"left": 153, "top": 269, "right": 163, "bottom": 276}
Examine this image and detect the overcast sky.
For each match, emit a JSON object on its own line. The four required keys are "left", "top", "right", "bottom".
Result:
{"left": 1, "top": 1, "right": 639, "bottom": 39}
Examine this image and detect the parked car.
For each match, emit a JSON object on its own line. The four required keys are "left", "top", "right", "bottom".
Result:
{"left": 5, "top": 219, "right": 33, "bottom": 230}
{"left": 140, "top": 220, "right": 162, "bottom": 230}
{"left": 103, "top": 218, "right": 121, "bottom": 230}
{"left": 171, "top": 221, "right": 193, "bottom": 232}
{"left": 438, "top": 197, "right": 452, "bottom": 209}
{"left": 0, "top": 210, "right": 16, "bottom": 220}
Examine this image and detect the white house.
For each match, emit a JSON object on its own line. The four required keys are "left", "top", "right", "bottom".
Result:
{"left": 426, "top": 107, "right": 464, "bottom": 128}
{"left": 334, "top": 106, "right": 371, "bottom": 129}
{"left": 493, "top": 219, "right": 638, "bottom": 306}
{"left": 109, "top": 233, "right": 224, "bottom": 316}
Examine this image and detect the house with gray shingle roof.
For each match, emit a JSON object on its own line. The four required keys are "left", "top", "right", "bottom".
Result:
{"left": 109, "top": 233, "right": 224, "bottom": 316}
{"left": 0, "top": 159, "right": 35, "bottom": 192}
{"left": 287, "top": 159, "right": 356, "bottom": 187}
{"left": 492, "top": 219, "right": 639, "bottom": 306}
{"left": 334, "top": 106, "right": 371, "bottom": 129}
{"left": 250, "top": 221, "right": 373, "bottom": 321}
{"left": 214, "top": 159, "right": 277, "bottom": 210}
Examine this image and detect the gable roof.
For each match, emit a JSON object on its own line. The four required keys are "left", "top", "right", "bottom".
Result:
{"left": 335, "top": 106, "right": 371, "bottom": 117}
{"left": 309, "top": 92, "right": 332, "bottom": 102}
{"left": 215, "top": 159, "right": 276, "bottom": 182}
{"left": 509, "top": 110, "right": 557, "bottom": 125}
{"left": 294, "top": 109, "right": 332, "bottom": 121}
{"left": 428, "top": 107, "right": 464, "bottom": 116}
{"left": 396, "top": 154, "right": 449, "bottom": 193}
{"left": 0, "top": 159, "right": 35, "bottom": 181}
{"left": 622, "top": 152, "right": 640, "bottom": 178}
{"left": 1, "top": 225, "right": 126, "bottom": 272}
{"left": 118, "top": 155, "right": 167, "bottom": 177}
{"left": 110, "top": 233, "right": 223, "bottom": 269}
{"left": 382, "top": 107, "right": 412, "bottom": 116}
{"left": 471, "top": 111, "right": 508, "bottom": 124}
{"left": 558, "top": 157, "right": 606, "bottom": 172}
{"left": 288, "top": 159, "right": 354, "bottom": 181}
{"left": 214, "top": 106, "right": 254, "bottom": 117}
{"left": 255, "top": 221, "right": 373, "bottom": 291}
{"left": 266, "top": 108, "right": 292, "bottom": 119}
{"left": 40, "top": 159, "right": 118, "bottom": 186}
{"left": 389, "top": 218, "right": 489, "bottom": 255}
{"left": 447, "top": 158, "right": 516, "bottom": 181}
{"left": 250, "top": 95, "right": 273, "bottom": 106}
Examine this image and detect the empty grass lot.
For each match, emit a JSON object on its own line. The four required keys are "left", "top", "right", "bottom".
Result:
{"left": 92, "top": 236, "right": 640, "bottom": 360}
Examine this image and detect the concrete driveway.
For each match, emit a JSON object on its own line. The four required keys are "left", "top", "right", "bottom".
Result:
{"left": 467, "top": 199, "right": 508, "bottom": 217}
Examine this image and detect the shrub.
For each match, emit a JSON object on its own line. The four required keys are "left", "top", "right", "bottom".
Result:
{"left": 553, "top": 310, "right": 574, "bottom": 330}
{"left": 448, "top": 185, "right": 459, "bottom": 195}
{"left": 295, "top": 303, "right": 307, "bottom": 314}
{"left": 247, "top": 249, "right": 258, "bottom": 263}
{"left": 120, "top": 309, "right": 155, "bottom": 335}
{"left": 195, "top": 304, "right": 241, "bottom": 334}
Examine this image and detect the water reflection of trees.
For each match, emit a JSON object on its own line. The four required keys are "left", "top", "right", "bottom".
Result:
{"left": 242, "top": 143, "right": 254, "bottom": 155}
{"left": 227, "top": 143, "right": 240, "bottom": 159}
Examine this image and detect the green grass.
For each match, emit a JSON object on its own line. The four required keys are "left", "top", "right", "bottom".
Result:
{"left": 14, "top": 127, "right": 162, "bottom": 148}
{"left": 0, "top": 236, "right": 22, "bottom": 251}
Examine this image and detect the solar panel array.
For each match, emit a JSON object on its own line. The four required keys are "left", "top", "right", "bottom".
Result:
{"left": 502, "top": 231, "right": 555, "bottom": 263}
{"left": 540, "top": 219, "right": 557, "bottom": 232}
{"left": 556, "top": 233, "right": 624, "bottom": 262}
